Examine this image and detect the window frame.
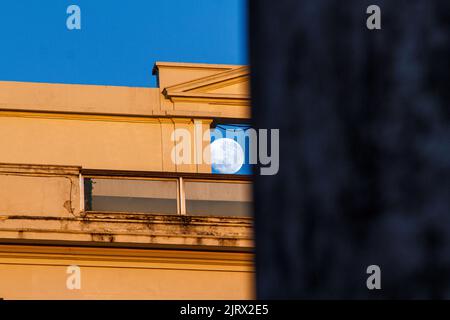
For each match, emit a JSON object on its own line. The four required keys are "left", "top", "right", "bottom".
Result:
{"left": 81, "top": 169, "right": 252, "bottom": 217}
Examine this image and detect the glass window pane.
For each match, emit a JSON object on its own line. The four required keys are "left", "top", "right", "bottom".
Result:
{"left": 185, "top": 181, "right": 252, "bottom": 217}
{"left": 85, "top": 178, "right": 177, "bottom": 214}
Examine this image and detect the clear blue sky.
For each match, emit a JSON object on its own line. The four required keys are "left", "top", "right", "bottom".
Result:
{"left": 0, "top": 0, "right": 247, "bottom": 87}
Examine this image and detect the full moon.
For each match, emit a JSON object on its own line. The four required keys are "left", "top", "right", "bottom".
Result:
{"left": 210, "top": 138, "right": 245, "bottom": 174}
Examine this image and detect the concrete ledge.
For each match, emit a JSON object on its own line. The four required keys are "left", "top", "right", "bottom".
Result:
{"left": 0, "top": 213, "right": 253, "bottom": 250}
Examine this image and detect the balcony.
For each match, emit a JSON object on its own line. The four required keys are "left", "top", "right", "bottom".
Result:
{"left": 0, "top": 163, "right": 253, "bottom": 251}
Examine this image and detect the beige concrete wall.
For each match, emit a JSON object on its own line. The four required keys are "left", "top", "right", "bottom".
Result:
{"left": 0, "top": 62, "right": 250, "bottom": 172}
{"left": 0, "top": 62, "right": 254, "bottom": 300}
{"left": 0, "top": 115, "right": 163, "bottom": 171}
{"left": 0, "top": 81, "right": 161, "bottom": 116}
{"left": 0, "top": 175, "right": 79, "bottom": 218}
{"left": 0, "top": 63, "right": 250, "bottom": 121}
{"left": 0, "top": 114, "right": 212, "bottom": 172}
{"left": 0, "top": 164, "right": 81, "bottom": 217}
{"left": 0, "top": 245, "right": 254, "bottom": 300}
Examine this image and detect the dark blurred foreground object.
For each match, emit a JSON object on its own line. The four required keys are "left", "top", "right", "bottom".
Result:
{"left": 250, "top": 0, "right": 450, "bottom": 299}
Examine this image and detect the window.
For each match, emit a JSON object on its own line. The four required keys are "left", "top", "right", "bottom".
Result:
{"left": 83, "top": 173, "right": 252, "bottom": 217}
{"left": 185, "top": 180, "right": 252, "bottom": 217}
{"left": 84, "top": 177, "right": 178, "bottom": 214}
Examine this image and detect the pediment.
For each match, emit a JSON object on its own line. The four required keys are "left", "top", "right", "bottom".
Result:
{"left": 153, "top": 61, "right": 251, "bottom": 119}
{"left": 162, "top": 66, "right": 250, "bottom": 102}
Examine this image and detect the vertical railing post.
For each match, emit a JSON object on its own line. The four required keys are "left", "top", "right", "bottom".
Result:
{"left": 177, "top": 177, "right": 186, "bottom": 215}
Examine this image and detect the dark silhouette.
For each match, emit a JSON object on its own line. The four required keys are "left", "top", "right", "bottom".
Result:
{"left": 250, "top": 0, "right": 450, "bottom": 298}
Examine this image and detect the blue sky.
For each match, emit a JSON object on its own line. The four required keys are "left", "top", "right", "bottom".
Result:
{"left": 0, "top": 0, "right": 247, "bottom": 87}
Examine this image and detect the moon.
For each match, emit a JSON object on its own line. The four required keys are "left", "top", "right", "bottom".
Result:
{"left": 210, "top": 138, "right": 245, "bottom": 174}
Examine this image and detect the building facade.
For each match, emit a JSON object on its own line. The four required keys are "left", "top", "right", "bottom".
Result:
{"left": 0, "top": 62, "right": 253, "bottom": 299}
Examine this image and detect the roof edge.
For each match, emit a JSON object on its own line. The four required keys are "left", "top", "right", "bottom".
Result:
{"left": 152, "top": 61, "right": 243, "bottom": 75}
